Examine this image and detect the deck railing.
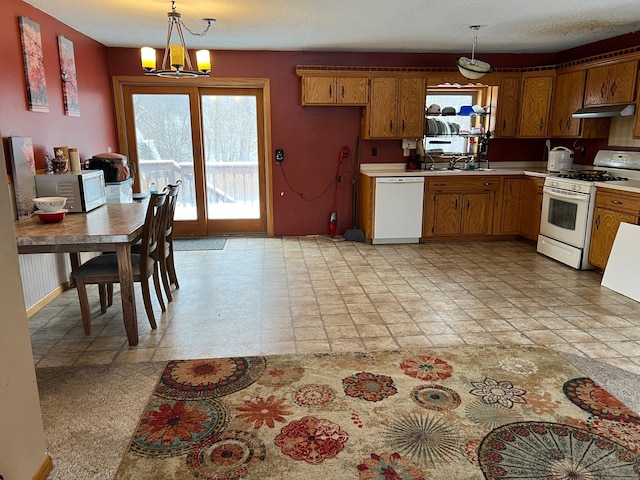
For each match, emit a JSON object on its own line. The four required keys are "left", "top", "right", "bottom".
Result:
{"left": 138, "top": 160, "right": 258, "bottom": 208}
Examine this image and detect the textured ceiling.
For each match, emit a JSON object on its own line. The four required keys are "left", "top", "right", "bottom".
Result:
{"left": 22, "top": 0, "right": 640, "bottom": 54}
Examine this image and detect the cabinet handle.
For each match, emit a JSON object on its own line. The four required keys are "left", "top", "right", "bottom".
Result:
{"left": 389, "top": 120, "right": 393, "bottom": 132}
{"left": 482, "top": 182, "right": 493, "bottom": 186}
{"left": 611, "top": 199, "right": 623, "bottom": 205}
{"left": 341, "top": 85, "right": 345, "bottom": 98}
{"left": 455, "top": 198, "right": 458, "bottom": 210}
{"left": 433, "top": 183, "right": 446, "bottom": 187}
{"left": 467, "top": 199, "right": 470, "bottom": 211}
{"left": 601, "top": 83, "right": 606, "bottom": 98}
{"left": 566, "top": 118, "right": 571, "bottom": 130}
{"left": 329, "top": 84, "right": 332, "bottom": 98}
{"left": 596, "top": 214, "right": 601, "bottom": 229}
{"left": 611, "top": 81, "right": 617, "bottom": 97}
{"left": 558, "top": 118, "right": 563, "bottom": 130}
{"left": 539, "top": 120, "right": 543, "bottom": 131}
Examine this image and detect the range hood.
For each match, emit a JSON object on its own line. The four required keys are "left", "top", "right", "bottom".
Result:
{"left": 572, "top": 103, "right": 636, "bottom": 118}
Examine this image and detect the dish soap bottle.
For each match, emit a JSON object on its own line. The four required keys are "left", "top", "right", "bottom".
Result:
{"left": 150, "top": 182, "right": 157, "bottom": 195}
{"left": 467, "top": 156, "right": 476, "bottom": 170}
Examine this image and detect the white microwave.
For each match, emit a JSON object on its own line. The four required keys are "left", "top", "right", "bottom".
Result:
{"left": 35, "top": 170, "right": 107, "bottom": 212}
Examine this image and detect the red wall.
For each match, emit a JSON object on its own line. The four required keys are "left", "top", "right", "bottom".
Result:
{"left": 1, "top": 0, "right": 116, "bottom": 177}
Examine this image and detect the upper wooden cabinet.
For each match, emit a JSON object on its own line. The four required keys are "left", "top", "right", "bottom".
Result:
{"left": 493, "top": 76, "right": 520, "bottom": 138}
{"left": 362, "top": 77, "right": 425, "bottom": 139}
{"left": 301, "top": 76, "right": 369, "bottom": 105}
{"left": 549, "top": 70, "right": 609, "bottom": 138}
{"left": 584, "top": 61, "right": 637, "bottom": 106}
{"left": 518, "top": 73, "right": 554, "bottom": 137}
{"left": 550, "top": 70, "right": 584, "bottom": 137}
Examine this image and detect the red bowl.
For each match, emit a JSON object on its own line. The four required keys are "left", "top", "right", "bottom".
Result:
{"left": 35, "top": 209, "right": 67, "bottom": 223}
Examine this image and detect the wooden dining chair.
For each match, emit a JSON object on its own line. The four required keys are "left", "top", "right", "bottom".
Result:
{"left": 159, "top": 180, "right": 181, "bottom": 301}
{"left": 127, "top": 179, "right": 182, "bottom": 307}
{"left": 72, "top": 192, "right": 167, "bottom": 335}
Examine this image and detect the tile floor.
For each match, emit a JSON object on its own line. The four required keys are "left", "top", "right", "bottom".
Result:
{"left": 28, "top": 237, "right": 640, "bottom": 374}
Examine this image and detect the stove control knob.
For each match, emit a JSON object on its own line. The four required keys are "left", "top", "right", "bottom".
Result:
{"left": 550, "top": 180, "right": 558, "bottom": 188}
{"left": 573, "top": 184, "right": 581, "bottom": 192}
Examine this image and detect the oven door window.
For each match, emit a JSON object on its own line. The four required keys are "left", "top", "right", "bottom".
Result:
{"left": 540, "top": 187, "right": 592, "bottom": 248}
{"left": 548, "top": 198, "right": 577, "bottom": 230}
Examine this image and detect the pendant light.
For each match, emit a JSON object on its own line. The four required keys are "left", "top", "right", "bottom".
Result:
{"left": 455, "top": 26, "right": 494, "bottom": 80}
{"left": 141, "top": 1, "right": 216, "bottom": 78}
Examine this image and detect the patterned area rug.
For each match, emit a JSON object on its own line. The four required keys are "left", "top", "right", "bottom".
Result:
{"left": 173, "top": 237, "right": 226, "bottom": 251}
{"left": 115, "top": 346, "right": 640, "bottom": 479}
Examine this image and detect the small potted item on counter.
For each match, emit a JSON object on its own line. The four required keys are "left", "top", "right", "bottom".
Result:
{"left": 52, "top": 149, "right": 68, "bottom": 174}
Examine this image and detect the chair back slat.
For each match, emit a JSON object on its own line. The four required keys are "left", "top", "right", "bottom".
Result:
{"left": 139, "top": 193, "right": 167, "bottom": 270}
{"left": 161, "top": 180, "right": 181, "bottom": 254}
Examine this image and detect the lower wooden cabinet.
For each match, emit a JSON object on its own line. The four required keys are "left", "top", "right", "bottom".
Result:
{"left": 498, "top": 177, "right": 526, "bottom": 235}
{"left": 519, "top": 177, "right": 545, "bottom": 241}
{"left": 431, "top": 192, "right": 492, "bottom": 235}
{"left": 424, "top": 177, "right": 498, "bottom": 237}
{"left": 588, "top": 188, "right": 640, "bottom": 269}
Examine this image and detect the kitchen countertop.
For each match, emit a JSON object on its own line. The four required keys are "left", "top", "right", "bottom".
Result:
{"left": 360, "top": 162, "right": 549, "bottom": 178}
{"left": 360, "top": 163, "right": 640, "bottom": 194}
{"left": 594, "top": 179, "right": 640, "bottom": 194}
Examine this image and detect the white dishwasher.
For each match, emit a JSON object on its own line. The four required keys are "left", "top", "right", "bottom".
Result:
{"left": 373, "top": 177, "right": 424, "bottom": 244}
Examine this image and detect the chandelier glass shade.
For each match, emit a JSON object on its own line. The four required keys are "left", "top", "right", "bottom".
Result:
{"left": 455, "top": 26, "right": 494, "bottom": 80}
{"left": 141, "top": 1, "right": 215, "bottom": 78}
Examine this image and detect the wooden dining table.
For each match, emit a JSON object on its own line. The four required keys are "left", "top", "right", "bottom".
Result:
{"left": 14, "top": 202, "right": 148, "bottom": 346}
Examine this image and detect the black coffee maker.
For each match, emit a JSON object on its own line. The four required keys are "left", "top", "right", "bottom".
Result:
{"left": 405, "top": 153, "right": 421, "bottom": 171}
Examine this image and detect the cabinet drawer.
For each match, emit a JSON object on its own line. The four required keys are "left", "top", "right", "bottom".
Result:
{"left": 595, "top": 189, "right": 640, "bottom": 215}
{"left": 427, "top": 176, "right": 499, "bottom": 192}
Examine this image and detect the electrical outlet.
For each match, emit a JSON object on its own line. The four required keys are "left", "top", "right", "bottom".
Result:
{"left": 371, "top": 147, "right": 377, "bottom": 156}
{"left": 275, "top": 149, "right": 284, "bottom": 163}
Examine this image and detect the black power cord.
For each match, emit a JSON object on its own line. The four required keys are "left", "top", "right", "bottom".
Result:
{"left": 278, "top": 159, "right": 354, "bottom": 202}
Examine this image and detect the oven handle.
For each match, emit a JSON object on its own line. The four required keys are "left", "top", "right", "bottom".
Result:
{"left": 543, "top": 186, "right": 591, "bottom": 202}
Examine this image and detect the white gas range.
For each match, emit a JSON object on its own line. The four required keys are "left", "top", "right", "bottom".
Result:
{"left": 537, "top": 150, "right": 640, "bottom": 270}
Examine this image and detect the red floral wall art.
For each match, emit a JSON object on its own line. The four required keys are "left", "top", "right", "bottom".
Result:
{"left": 57, "top": 35, "right": 80, "bottom": 116}
{"left": 18, "top": 16, "right": 49, "bottom": 113}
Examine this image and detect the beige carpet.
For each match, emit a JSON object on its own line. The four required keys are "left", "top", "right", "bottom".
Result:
{"left": 37, "top": 362, "right": 166, "bottom": 480}
{"left": 115, "top": 347, "right": 640, "bottom": 479}
{"left": 36, "top": 349, "right": 640, "bottom": 479}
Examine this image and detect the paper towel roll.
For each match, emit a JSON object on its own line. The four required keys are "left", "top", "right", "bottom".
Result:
{"left": 69, "top": 148, "right": 81, "bottom": 171}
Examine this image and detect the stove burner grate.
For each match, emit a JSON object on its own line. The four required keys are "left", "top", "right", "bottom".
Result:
{"left": 557, "top": 171, "right": 628, "bottom": 182}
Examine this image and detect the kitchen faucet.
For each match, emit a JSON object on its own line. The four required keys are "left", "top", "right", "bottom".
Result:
{"left": 449, "top": 156, "right": 469, "bottom": 169}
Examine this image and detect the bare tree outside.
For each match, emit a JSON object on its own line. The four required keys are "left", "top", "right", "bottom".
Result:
{"left": 133, "top": 93, "right": 260, "bottom": 220}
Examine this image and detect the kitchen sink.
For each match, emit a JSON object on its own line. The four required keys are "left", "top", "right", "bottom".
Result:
{"left": 429, "top": 167, "right": 497, "bottom": 173}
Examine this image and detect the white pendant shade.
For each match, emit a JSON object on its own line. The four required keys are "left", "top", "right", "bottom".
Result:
{"left": 455, "top": 26, "right": 494, "bottom": 80}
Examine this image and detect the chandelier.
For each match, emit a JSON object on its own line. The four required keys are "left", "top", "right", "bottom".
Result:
{"left": 455, "top": 26, "right": 494, "bottom": 80}
{"left": 141, "top": 1, "right": 216, "bottom": 78}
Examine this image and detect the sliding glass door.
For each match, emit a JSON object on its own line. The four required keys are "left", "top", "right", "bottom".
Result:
{"left": 201, "top": 88, "right": 267, "bottom": 233}
{"left": 119, "top": 81, "right": 270, "bottom": 237}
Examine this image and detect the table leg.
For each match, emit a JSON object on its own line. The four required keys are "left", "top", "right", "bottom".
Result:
{"left": 116, "top": 243, "right": 138, "bottom": 346}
